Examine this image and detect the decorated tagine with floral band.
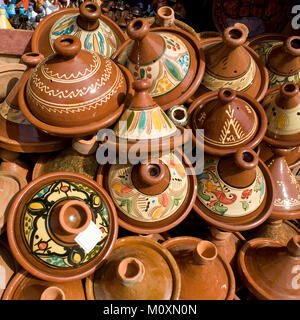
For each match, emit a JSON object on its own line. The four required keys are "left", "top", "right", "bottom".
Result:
{"left": 6, "top": 172, "right": 118, "bottom": 282}
{"left": 19, "top": 35, "right": 133, "bottom": 138}
{"left": 31, "top": 1, "right": 128, "bottom": 58}
{"left": 85, "top": 236, "right": 181, "bottom": 300}
{"left": 191, "top": 23, "right": 268, "bottom": 102}
{"left": 111, "top": 17, "right": 205, "bottom": 110}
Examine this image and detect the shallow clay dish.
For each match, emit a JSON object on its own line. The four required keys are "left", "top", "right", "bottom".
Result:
{"left": 7, "top": 171, "right": 118, "bottom": 282}
{"left": 85, "top": 236, "right": 181, "bottom": 300}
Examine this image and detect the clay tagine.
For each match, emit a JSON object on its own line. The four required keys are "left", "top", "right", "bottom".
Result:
{"left": 7, "top": 171, "right": 118, "bottom": 282}
{"left": 31, "top": 1, "right": 128, "bottom": 58}
{"left": 19, "top": 35, "right": 133, "bottom": 138}
{"left": 0, "top": 52, "right": 68, "bottom": 153}
{"left": 248, "top": 34, "right": 300, "bottom": 88}
{"left": 111, "top": 17, "right": 205, "bottom": 110}
{"left": 162, "top": 236, "right": 235, "bottom": 300}
{"left": 187, "top": 88, "right": 268, "bottom": 157}
{"left": 2, "top": 269, "right": 85, "bottom": 300}
{"left": 85, "top": 236, "right": 181, "bottom": 300}
{"left": 193, "top": 147, "right": 275, "bottom": 232}
{"left": 237, "top": 235, "right": 300, "bottom": 300}
{"left": 192, "top": 23, "right": 268, "bottom": 102}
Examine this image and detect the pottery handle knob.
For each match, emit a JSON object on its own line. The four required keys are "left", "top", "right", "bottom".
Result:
{"left": 78, "top": 1, "right": 101, "bottom": 30}
{"left": 138, "top": 162, "right": 168, "bottom": 186}
{"left": 223, "top": 23, "right": 248, "bottom": 48}
{"left": 40, "top": 286, "right": 66, "bottom": 300}
{"left": 284, "top": 36, "right": 300, "bottom": 57}
{"left": 54, "top": 35, "right": 81, "bottom": 58}
{"left": 287, "top": 235, "right": 300, "bottom": 257}
{"left": 130, "top": 80, "right": 155, "bottom": 110}
{"left": 127, "top": 18, "right": 150, "bottom": 41}
{"left": 234, "top": 148, "right": 258, "bottom": 171}
{"left": 193, "top": 240, "right": 217, "bottom": 265}
{"left": 117, "top": 257, "right": 145, "bottom": 286}
{"left": 72, "top": 135, "right": 98, "bottom": 155}
{"left": 21, "top": 52, "right": 44, "bottom": 69}
{"left": 156, "top": 6, "right": 175, "bottom": 27}
{"left": 280, "top": 82, "right": 299, "bottom": 98}
{"left": 218, "top": 88, "right": 236, "bottom": 103}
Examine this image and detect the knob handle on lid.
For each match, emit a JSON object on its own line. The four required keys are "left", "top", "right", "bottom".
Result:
{"left": 77, "top": 1, "right": 101, "bottom": 31}
{"left": 193, "top": 240, "right": 218, "bottom": 265}
{"left": 40, "top": 286, "right": 66, "bottom": 300}
{"left": 222, "top": 23, "right": 248, "bottom": 48}
{"left": 54, "top": 35, "right": 81, "bottom": 58}
{"left": 117, "top": 257, "right": 145, "bottom": 286}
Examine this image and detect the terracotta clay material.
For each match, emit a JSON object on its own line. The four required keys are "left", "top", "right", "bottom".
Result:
{"left": 2, "top": 269, "right": 85, "bottom": 300}
{"left": 187, "top": 88, "right": 268, "bottom": 157}
{"left": 191, "top": 23, "right": 269, "bottom": 102}
{"left": 72, "top": 135, "right": 98, "bottom": 156}
{"left": 19, "top": 35, "right": 133, "bottom": 137}
{"left": 7, "top": 171, "right": 118, "bottom": 282}
{"left": 97, "top": 150, "right": 197, "bottom": 234}
{"left": 237, "top": 235, "right": 300, "bottom": 300}
{"left": 112, "top": 18, "right": 205, "bottom": 111}
{"left": 167, "top": 105, "right": 189, "bottom": 127}
{"left": 162, "top": 236, "right": 235, "bottom": 300}
{"left": 31, "top": 1, "right": 128, "bottom": 58}
{"left": 0, "top": 53, "right": 68, "bottom": 153}
{"left": 193, "top": 147, "right": 275, "bottom": 232}
{"left": 85, "top": 236, "right": 181, "bottom": 300}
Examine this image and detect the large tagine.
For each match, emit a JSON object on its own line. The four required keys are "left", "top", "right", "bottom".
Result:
{"left": 2, "top": 269, "right": 86, "bottom": 300}
{"left": 248, "top": 34, "right": 300, "bottom": 88}
{"left": 7, "top": 172, "right": 118, "bottom": 282}
{"left": 192, "top": 23, "right": 268, "bottom": 102}
{"left": 162, "top": 236, "right": 235, "bottom": 300}
{"left": 19, "top": 35, "right": 133, "bottom": 137}
{"left": 85, "top": 236, "right": 181, "bottom": 300}
{"left": 31, "top": 1, "right": 128, "bottom": 58}
{"left": 237, "top": 235, "right": 300, "bottom": 300}
{"left": 111, "top": 17, "right": 205, "bottom": 110}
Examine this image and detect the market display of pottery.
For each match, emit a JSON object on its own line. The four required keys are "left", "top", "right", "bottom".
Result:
{"left": 0, "top": 0, "right": 299, "bottom": 302}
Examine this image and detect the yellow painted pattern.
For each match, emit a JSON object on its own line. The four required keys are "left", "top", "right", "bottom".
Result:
{"left": 152, "top": 110, "right": 162, "bottom": 131}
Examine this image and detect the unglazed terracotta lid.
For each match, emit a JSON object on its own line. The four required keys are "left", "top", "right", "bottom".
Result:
{"left": 112, "top": 17, "right": 205, "bottom": 110}
{"left": 19, "top": 35, "right": 132, "bottom": 137}
{"left": 193, "top": 148, "right": 275, "bottom": 232}
{"left": 97, "top": 151, "right": 197, "bottom": 234}
{"left": 2, "top": 269, "right": 86, "bottom": 300}
{"left": 7, "top": 172, "right": 118, "bottom": 282}
{"left": 85, "top": 236, "right": 181, "bottom": 300}
{"left": 188, "top": 88, "right": 267, "bottom": 157}
{"left": 31, "top": 1, "right": 128, "bottom": 58}
{"left": 237, "top": 235, "right": 300, "bottom": 300}
{"left": 162, "top": 236, "right": 235, "bottom": 300}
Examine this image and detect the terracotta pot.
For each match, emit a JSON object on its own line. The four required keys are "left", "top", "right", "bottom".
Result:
{"left": 19, "top": 35, "right": 133, "bottom": 138}
{"left": 162, "top": 236, "right": 235, "bottom": 300}
{"left": 7, "top": 172, "right": 118, "bottom": 282}
{"left": 193, "top": 147, "right": 275, "bottom": 232}
{"left": 97, "top": 150, "right": 197, "bottom": 234}
{"left": 191, "top": 23, "right": 268, "bottom": 102}
{"left": 237, "top": 235, "right": 300, "bottom": 300}
{"left": 112, "top": 18, "right": 205, "bottom": 111}
{"left": 31, "top": 1, "right": 128, "bottom": 58}
{"left": 0, "top": 63, "right": 26, "bottom": 102}
{"left": 249, "top": 34, "right": 300, "bottom": 88}
{"left": 167, "top": 105, "right": 189, "bottom": 127}
{"left": 0, "top": 52, "right": 68, "bottom": 153}
{"left": 2, "top": 269, "right": 85, "bottom": 300}
{"left": 187, "top": 88, "right": 268, "bottom": 157}
{"left": 85, "top": 236, "right": 181, "bottom": 300}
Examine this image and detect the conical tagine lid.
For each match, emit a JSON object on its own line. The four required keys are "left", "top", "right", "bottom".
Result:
{"left": 31, "top": 1, "right": 128, "bottom": 58}
{"left": 237, "top": 235, "right": 300, "bottom": 300}
{"left": 85, "top": 236, "right": 181, "bottom": 300}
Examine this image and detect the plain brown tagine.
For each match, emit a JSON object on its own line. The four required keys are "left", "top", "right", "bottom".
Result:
{"left": 162, "top": 236, "right": 235, "bottom": 300}
{"left": 19, "top": 35, "right": 133, "bottom": 138}
{"left": 111, "top": 17, "right": 205, "bottom": 110}
{"left": 7, "top": 172, "right": 118, "bottom": 282}
{"left": 191, "top": 23, "right": 268, "bottom": 102}
{"left": 85, "top": 236, "right": 181, "bottom": 300}
{"left": 31, "top": 1, "right": 128, "bottom": 58}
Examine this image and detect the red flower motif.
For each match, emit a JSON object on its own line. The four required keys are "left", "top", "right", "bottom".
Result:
{"left": 38, "top": 242, "right": 48, "bottom": 250}
{"left": 61, "top": 186, "right": 69, "bottom": 192}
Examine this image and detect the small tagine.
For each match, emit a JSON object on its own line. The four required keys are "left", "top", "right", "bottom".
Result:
{"left": 248, "top": 34, "right": 300, "bottom": 88}
{"left": 112, "top": 17, "right": 205, "bottom": 110}
{"left": 162, "top": 237, "right": 235, "bottom": 300}
{"left": 2, "top": 269, "right": 85, "bottom": 300}
{"left": 188, "top": 88, "right": 268, "bottom": 157}
{"left": 31, "top": 1, "right": 128, "bottom": 58}
{"left": 7, "top": 172, "right": 118, "bottom": 282}
{"left": 19, "top": 35, "right": 133, "bottom": 138}
{"left": 193, "top": 23, "right": 268, "bottom": 102}
{"left": 85, "top": 236, "right": 181, "bottom": 300}
{"left": 237, "top": 235, "right": 300, "bottom": 300}
{"left": 193, "top": 147, "right": 274, "bottom": 231}
{"left": 0, "top": 52, "right": 68, "bottom": 153}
